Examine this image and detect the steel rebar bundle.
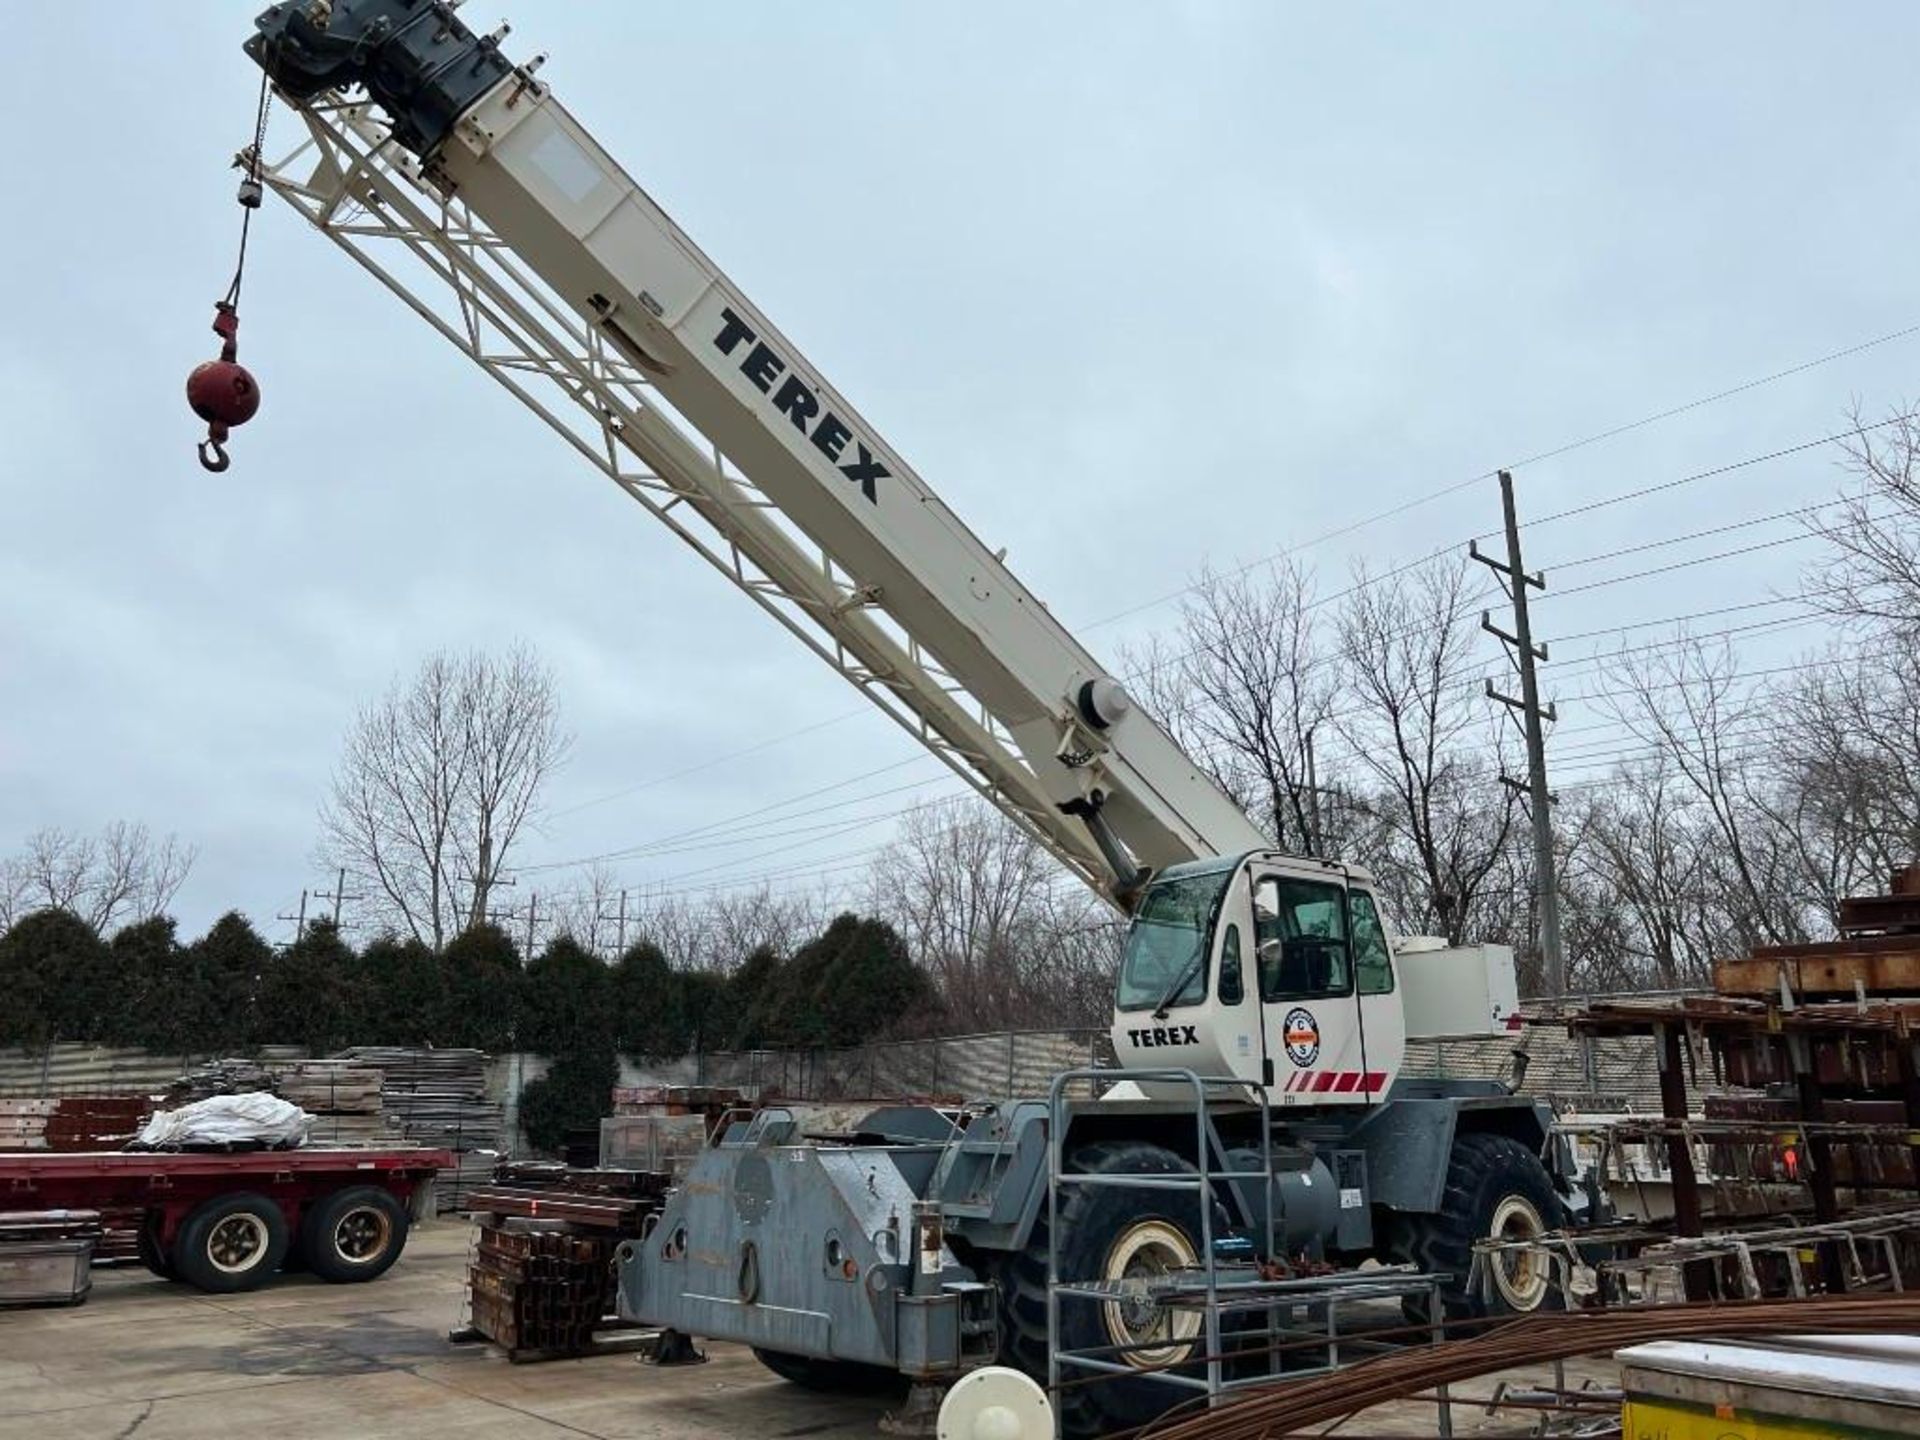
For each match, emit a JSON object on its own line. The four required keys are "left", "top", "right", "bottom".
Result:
{"left": 1141, "top": 1293, "right": 1920, "bottom": 1439}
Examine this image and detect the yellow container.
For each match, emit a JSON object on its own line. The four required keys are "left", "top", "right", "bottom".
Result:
{"left": 1617, "top": 1336, "right": 1920, "bottom": 1440}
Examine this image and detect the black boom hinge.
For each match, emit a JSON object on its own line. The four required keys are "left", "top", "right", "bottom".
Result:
{"left": 246, "top": 0, "right": 516, "bottom": 159}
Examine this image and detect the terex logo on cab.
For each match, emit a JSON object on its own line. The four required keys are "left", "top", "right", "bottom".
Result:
{"left": 711, "top": 306, "right": 889, "bottom": 504}
{"left": 1126, "top": 1025, "right": 1199, "bottom": 1048}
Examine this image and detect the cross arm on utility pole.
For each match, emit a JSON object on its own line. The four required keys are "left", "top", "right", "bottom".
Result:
{"left": 1480, "top": 610, "right": 1548, "bottom": 660}
{"left": 1484, "top": 680, "right": 1558, "bottom": 723}
{"left": 1468, "top": 537, "right": 1546, "bottom": 593}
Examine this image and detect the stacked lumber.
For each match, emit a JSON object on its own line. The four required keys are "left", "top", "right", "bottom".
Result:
{"left": 271, "top": 1060, "right": 396, "bottom": 1147}
{"left": 335, "top": 1047, "right": 504, "bottom": 1208}
{"left": 0, "top": 1096, "right": 150, "bottom": 1153}
{"left": 0, "top": 1099, "right": 54, "bottom": 1152}
{"left": 164, "top": 1058, "right": 277, "bottom": 1104}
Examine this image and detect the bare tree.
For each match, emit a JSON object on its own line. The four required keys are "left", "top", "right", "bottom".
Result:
{"left": 1335, "top": 559, "right": 1521, "bottom": 943}
{"left": 1127, "top": 562, "right": 1336, "bottom": 854}
{"left": 867, "top": 798, "right": 1119, "bottom": 1029}
{"left": 1806, "top": 404, "right": 1920, "bottom": 633}
{"left": 1600, "top": 635, "right": 1804, "bottom": 951}
{"left": 320, "top": 645, "right": 569, "bottom": 949}
{"left": 0, "top": 822, "right": 195, "bottom": 934}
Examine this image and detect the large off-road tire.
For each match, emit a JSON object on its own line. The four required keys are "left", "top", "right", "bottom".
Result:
{"left": 751, "top": 1347, "right": 907, "bottom": 1394}
{"left": 172, "top": 1191, "right": 291, "bottom": 1294}
{"left": 1389, "top": 1131, "right": 1566, "bottom": 1324}
{"left": 1001, "top": 1140, "right": 1212, "bottom": 1438}
{"left": 300, "top": 1186, "right": 410, "bottom": 1284}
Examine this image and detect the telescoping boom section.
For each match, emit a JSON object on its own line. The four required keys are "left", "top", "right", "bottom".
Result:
{"left": 245, "top": 0, "right": 1268, "bottom": 906}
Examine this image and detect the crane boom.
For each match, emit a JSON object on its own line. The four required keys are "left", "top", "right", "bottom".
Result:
{"left": 247, "top": 1, "right": 1268, "bottom": 905}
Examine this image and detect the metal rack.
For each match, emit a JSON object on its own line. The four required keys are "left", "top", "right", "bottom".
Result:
{"left": 1042, "top": 1067, "right": 1452, "bottom": 1433}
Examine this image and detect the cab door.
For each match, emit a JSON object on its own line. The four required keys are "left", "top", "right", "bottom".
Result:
{"left": 1249, "top": 868, "right": 1399, "bottom": 1106}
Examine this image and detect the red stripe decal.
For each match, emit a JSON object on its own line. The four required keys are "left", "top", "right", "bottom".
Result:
{"left": 1311, "top": 1072, "right": 1337, "bottom": 1093}
{"left": 1333, "top": 1072, "right": 1360, "bottom": 1093}
{"left": 1361, "top": 1071, "right": 1387, "bottom": 1093}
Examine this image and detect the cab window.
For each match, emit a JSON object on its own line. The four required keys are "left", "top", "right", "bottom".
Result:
{"left": 1350, "top": 890, "right": 1395, "bottom": 996}
{"left": 1253, "top": 875, "right": 1351, "bottom": 1001}
{"left": 1217, "top": 924, "right": 1244, "bottom": 1005}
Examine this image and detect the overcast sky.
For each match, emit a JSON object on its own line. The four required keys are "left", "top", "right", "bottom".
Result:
{"left": 4, "top": 3, "right": 1918, "bottom": 942}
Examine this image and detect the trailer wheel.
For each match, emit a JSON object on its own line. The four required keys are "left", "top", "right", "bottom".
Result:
{"left": 136, "top": 1219, "right": 173, "bottom": 1280}
{"left": 1389, "top": 1131, "right": 1566, "bottom": 1323}
{"left": 750, "top": 1347, "right": 906, "bottom": 1394}
{"left": 301, "top": 1186, "right": 410, "bottom": 1283}
{"left": 173, "top": 1192, "right": 291, "bottom": 1293}
{"left": 1002, "top": 1140, "right": 1211, "bottom": 1438}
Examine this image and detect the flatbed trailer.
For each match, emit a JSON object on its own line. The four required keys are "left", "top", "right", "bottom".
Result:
{"left": 0, "top": 1146, "right": 451, "bottom": 1293}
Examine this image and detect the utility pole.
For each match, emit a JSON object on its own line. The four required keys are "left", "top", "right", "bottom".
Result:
{"left": 277, "top": 889, "right": 309, "bottom": 945}
{"left": 616, "top": 888, "right": 628, "bottom": 954}
{"left": 523, "top": 891, "right": 539, "bottom": 960}
{"left": 1470, "top": 470, "right": 1564, "bottom": 997}
{"left": 1302, "top": 726, "right": 1325, "bottom": 858}
{"left": 311, "top": 867, "right": 363, "bottom": 929}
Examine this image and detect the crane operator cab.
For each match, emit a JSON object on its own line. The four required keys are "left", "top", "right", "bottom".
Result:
{"left": 1110, "top": 853, "right": 1406, "bottom": 1104}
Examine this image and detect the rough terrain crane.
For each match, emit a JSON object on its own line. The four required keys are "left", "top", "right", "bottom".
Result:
{"left": 239, "top": 3, "right": 1576, "bottom": 1431}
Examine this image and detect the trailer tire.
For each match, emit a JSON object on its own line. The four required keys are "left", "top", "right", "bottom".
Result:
{"left": 173, "top": 1192, "right": 291, "bottom": 1293}
{"left": 750, "top": 1348, "right": 906, "bottom": 1394}
{"left": 1389, "top": 1131, "right": 1565, "bottom": 1324}
{"left": 136, "top": 1219, "right": 173, "bottom": 1280}
{"left": 1002, "top": 1140, "right": 1213, "bottom": 1438}
{"left": 301, "top": 1186, "right": 410, "bottom": 1284}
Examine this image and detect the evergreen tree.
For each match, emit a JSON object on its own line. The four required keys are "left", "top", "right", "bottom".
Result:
{"left": 779, "top": 913, "right": 931, "bottom": 1048}
{"left": 518, "top": 1049, "right": 618, "bottom": 1153}
{"left": 357, "top": 933, "right": 442, "bottom": 1044}
{"left": 609, "top": 938, "right": 681, "bottom": 1058}
{"left": 814, "top": 914, "right": 931, "bottom": 1046}
{"left": 674, "top": 969, "right": 728, "bottom": 1056}
{"left": 0, "top": 909, "right": 114, "bottom": 1044}
{"left": 256, "top": 918, "right": 357, "bottom": 1053}
{"left": 0, "top": 909, "right": 96, "bottom": 1047}
{"left": 441, "top": 922, "right": 521, "bottom": 1051}
{"left": 181, "top": 912, "right": 273, "bottom": 1053}
{"left": 106, "top": 915, "right": 184, "bottom": 1049}
{"left": 727, "top": 943, "right": 790, "bottom": 1048}
{"left": 520, "top": 933, "right": 612, "bottom": 1058}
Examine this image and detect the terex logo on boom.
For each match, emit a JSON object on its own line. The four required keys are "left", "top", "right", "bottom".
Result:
{"left": 712, "top": 306, "right": 889, "bottom": 504}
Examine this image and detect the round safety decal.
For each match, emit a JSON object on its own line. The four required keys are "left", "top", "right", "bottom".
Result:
{"left": 1282, "top": 1007, "right": 1320, "bottom": 1067}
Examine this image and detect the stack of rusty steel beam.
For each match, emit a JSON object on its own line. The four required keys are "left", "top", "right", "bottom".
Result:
{"left": 466, "top": 1228, "right": 620, "bottom": 1356}
{"left": 1546, "top": 864, "right": 1920, "bottom": 1299}
{"left": 459, "top": 1167, "right": 668, "bottom": 1360}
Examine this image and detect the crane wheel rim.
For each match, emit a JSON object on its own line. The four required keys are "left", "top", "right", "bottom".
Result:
{"left": 207, "top": 1213, "right": 270, "bottom": 1273}
{"left": 333, "top": 1204, "right": 393, "bottom": 1262}
{"left": 1101, "top": 1220, "right": 1202, "bottom": 1368}
{"left": 1488, "top": 1195, "right": 1549, "bottom": 1310}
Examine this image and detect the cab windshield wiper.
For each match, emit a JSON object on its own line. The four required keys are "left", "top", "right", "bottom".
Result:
{"left": 1152, "top": 950, "right": 1204, "bottom": 1019}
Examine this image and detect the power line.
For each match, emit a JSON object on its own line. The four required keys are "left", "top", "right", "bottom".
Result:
{"left": 1077, "top": 323, "right": 1920, "bottom": 630}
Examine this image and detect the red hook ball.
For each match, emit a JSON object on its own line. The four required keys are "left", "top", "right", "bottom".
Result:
{"left": 186, "top": 358, "right": 261, "bottom": 429}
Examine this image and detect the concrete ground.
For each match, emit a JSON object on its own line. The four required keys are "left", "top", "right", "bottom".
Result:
{"left": 0, "top": 1221, "right": 1618, "bottom": 1439}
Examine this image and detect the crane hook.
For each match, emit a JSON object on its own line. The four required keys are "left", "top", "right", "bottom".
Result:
{"left": 198, "top": 436, "right": 232, "bottom": 473}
